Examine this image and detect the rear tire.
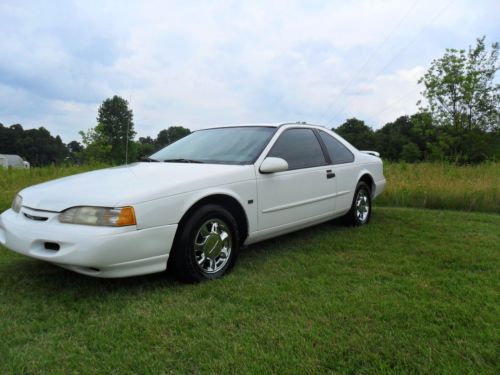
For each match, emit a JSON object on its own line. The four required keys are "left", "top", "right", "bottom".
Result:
{"left": 344, "top": 181, "right": 372, "bottom": 226}
{"left": 169, "top": 204, "right": 240, "bottom": 283}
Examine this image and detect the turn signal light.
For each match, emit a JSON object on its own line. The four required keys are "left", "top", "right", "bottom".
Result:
{"left": 117, "top": 207, "right": 136, "bottom": 226}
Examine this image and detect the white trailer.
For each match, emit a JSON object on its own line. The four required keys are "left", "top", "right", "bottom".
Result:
{"left": 0, "top": 154, "right": 29, "bottom": 169}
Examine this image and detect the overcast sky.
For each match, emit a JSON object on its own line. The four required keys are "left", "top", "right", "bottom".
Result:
{"left": 0, "top": 0, "right": 498, "bottom": 142}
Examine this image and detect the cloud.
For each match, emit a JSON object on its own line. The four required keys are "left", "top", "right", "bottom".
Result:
{"left": 0, "top": 0, "right": 499, "bottom": 141}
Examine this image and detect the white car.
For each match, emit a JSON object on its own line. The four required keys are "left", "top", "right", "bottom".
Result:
{"left": 0, "top": 123, "right": 386, "bottom": 282}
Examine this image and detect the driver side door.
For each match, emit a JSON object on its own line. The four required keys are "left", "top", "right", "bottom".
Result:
{"left": 256, "top": 128, "right": 337, "bottom": 232}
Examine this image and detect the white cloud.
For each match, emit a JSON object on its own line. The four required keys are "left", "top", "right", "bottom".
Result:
{"left": 0, "top": 0, "right": 498, "bottom": 141}
{"left": 343, "top": 66, "right": 427, "bottom": 128}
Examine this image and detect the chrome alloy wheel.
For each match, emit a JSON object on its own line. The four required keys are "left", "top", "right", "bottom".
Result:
{"left": 355, "top": 189, "right": 370, "bottom": 222}
{"left": 193, "top": 219, "right": 232, "bottom": 274}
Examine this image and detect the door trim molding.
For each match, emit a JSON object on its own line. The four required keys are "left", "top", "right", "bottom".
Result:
{"left": 261, "top": 190, "right": 350, "bottom": 214}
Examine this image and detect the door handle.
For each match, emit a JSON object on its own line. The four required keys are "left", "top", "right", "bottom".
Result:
{"left": 326, "top": 170, "right": 335, "bottom": 179}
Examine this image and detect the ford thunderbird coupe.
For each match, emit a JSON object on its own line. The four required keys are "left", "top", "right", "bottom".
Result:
{"left": 0, "top": 123, "right": 386, "bottom": 282}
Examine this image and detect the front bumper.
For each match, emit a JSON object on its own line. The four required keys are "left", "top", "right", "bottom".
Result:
{"left": 0, "top": 207, "right": 177, "bottom": 278}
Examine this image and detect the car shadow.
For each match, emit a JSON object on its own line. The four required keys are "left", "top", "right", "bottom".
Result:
{"left": 239, "top": 217, "right": 348, "bottom": 260}
{"left": 5, "top": 257, "right": 174, "bottom": 285}
{"left": 0, "top": 215, "right": 358, "bottom": 298}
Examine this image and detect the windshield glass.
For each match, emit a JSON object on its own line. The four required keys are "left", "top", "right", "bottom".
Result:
{"left": 150, "top": 126, "right": 276, "bottom": 165}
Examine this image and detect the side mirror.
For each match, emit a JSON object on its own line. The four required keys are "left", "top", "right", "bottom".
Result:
{"left": 259, "top": 157, "right": 288, "bottom": 174}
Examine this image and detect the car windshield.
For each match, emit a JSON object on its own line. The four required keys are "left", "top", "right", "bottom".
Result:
{"left": 150, "top": 126, "right": 276, "bottom": 165}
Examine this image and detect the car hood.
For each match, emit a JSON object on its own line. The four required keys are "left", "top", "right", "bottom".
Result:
{"left": 20, "top": 162, "right": 255, "bottom": 212}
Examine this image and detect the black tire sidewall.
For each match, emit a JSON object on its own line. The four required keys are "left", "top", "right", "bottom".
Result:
{"left": 172, "top": 204, "right": 240, "bottom": 282}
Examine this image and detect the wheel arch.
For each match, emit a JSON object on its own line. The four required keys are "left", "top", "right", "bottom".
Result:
{"left": 175, "top": 192, "right": 249, "bottom": 245}
{"left": 357, "top": 171, "right": 375, "bottom": 196}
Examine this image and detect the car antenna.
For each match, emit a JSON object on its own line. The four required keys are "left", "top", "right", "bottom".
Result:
{"left": 126, "top": 95, "right": 131, "bottom": 165}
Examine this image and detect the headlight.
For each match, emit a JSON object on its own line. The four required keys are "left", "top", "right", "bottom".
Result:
{"left": 58, "top": 206, "right": 136, "bottom": 227}
{"left": 11, "top": 195, "right": 23, "bottom": 213}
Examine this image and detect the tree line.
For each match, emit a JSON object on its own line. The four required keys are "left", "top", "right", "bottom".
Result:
{"left": 0, "top": 124, "right": 68, "bottom": 166}
{"left": 335, "top": 114, "right": 499, "bottom": 163}
{"left": 1, "top": 37, "right": 498, "bottom": 166}
{"left": 0, "top": 119, "right": 190, "bottom": 166}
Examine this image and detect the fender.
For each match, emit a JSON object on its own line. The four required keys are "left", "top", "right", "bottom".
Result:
{"left": 133, "top": 179, "right": 257, "bottom": 234}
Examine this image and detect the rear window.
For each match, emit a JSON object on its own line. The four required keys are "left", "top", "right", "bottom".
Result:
{"left": 319, "top": 131, "right": 354, "bottom": 164}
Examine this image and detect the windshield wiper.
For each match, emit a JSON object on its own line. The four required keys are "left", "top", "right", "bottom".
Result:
{"left": 162, "top": 158, "right": 205, "bottom": 164}
{"left": 142, "top": 157, "right": 160, "bottom": 162}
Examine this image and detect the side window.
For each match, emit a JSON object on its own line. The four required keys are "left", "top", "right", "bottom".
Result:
{"left": 319, "top": 131, "right": 354, "bottom": 164}
{"left": 268, "top": 128, "right": 326, "bottom": 170}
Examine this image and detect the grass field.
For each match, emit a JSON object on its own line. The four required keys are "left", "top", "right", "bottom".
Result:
{"left": 0, "top": 163, "right": 499, "bottom": 372}
{"left": 0, "top": 208, "right": 498, "bottom": 373}
{"left": 378, "top": 162, "right": 500, "bottom": 213}
{"left": 0, "top": 164, "right": 105, "bottom": 212}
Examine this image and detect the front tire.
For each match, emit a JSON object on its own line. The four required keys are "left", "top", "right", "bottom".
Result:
{"left": 169, "top": 204, "right": 240, "bottom": 283}
{"left": 344, "top": 181, "right": 372, "bottom": 226}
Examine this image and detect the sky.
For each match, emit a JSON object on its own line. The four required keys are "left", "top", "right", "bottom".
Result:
{"left": 0, "top": 0, "right": 499, "bottom": 142}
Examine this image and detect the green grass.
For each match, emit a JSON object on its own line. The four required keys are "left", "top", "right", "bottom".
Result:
{"left": 1, "top": 164, "right": 499, "bottom": 372}
{"left": 0, "top": 207, "right": 499, "bottom": 373}
{"left": 0, "top": 164, "right": 106, "bottom": 212}
{"left": 377, "top": 162, "right": 500, "bottom": 213}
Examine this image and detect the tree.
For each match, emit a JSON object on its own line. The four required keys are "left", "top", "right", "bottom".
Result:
{"left": 407, "top": 112, "right": 441, "bottom": 160}
{"left": 155, "top": 126, "right": 191, "bottom": 150}
{"left": 374, "top": 116, "right": 415, "bottom": 161}
{"left": 136, "top": 136, "right": 156, "bottom": 160}
{"left": 418, "top": 36, "right": 499, "bottom": 162}
{"left": 97, "top": 95, "right": 136, "bottom": 164}
{"left": 66, "top": 140, "right": 84, "bottom": 164}
{"left": 67, "top": 140, "right": 83, "bottom": 154}
{"left": 79, "top": 123, "right": 112, "bottom": 163}
{"left": 401, "top": 142, "right": 421, "bottom": 163}
{"left": 334, "top": 118, "right": 376, "bottom": 150}
{"left": 0, "top": 123, "right": 68, "bottom": 165}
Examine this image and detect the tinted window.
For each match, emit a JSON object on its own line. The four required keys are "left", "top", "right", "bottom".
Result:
{"left": 151, "top": 127, "right": 275, "bottom": 165}
{"left": 269, "top": 128, "right": 326, "bottom": 169}
{"left": 319, "top": 131, "right": 354, "bottom": 164}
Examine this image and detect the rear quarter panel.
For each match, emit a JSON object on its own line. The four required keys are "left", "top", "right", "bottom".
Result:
{"left": 335, "top": 153, "right": 385, "bottom": 213}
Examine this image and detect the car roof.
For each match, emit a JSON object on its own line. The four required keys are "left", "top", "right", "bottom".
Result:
{"left": 198, "top": 122, "right": 329, "bottom": 130}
